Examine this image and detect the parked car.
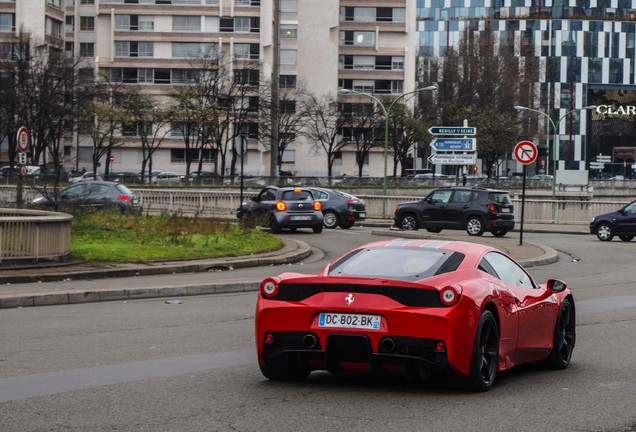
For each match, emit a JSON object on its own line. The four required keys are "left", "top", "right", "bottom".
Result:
{"left": 308, "top": 187, "right": 366, "bottom": 229}
{"left": 185, "top": 171, "right": 221, "bottom": 184}
{"left": 153, "top": 172, "right": 181, "bottom": 185}
{"left": 237, "top": 186, "right": 323, "bottom": 233}
{"left": 71, "top": 172, "right": 102, "bottom": 183}
{"left": 106, "top": 172, "right": 142, "bottom": 184}
{"left": 32, "top": 181, "right": 141, "bottom": 213}
{"left": 256, "top": 239, "right": 574, "bottom": 391}
{"left": 394, "top": 186, "right": 515, "bottom": 237}
{"left": 590, "top": 199, "right": 636, "bottom": 241}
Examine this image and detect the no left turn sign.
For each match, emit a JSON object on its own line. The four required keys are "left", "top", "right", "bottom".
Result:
{"left": 514, "top": 141, "right": 538, "bottom": 165}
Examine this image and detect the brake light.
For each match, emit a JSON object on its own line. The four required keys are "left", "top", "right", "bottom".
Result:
{"left": 314, "top": 202, "right": 321, "bottom": 211}
{"left": 118, "top": 195, "right": 131, "bottom": 202}
{"left": 293, "top": 189, "right": 302, "bottom": 192}
{"left": 440, "top": 285, "right": 462, "bottom": 306}
{"left": 261, "top": 278, "right": 279, "bottom": 297}
{"left": 347, "top": 199, "right": 359, "bottom": 204}
{"left": 275, "top": 202, "right": 286, "bottom": 211}
{"left": 487, "top": 204, "right": 496, "bottom": 212}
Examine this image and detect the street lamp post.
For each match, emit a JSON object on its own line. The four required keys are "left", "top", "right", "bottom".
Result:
{"left": 514, "top": 105, "right": 597, "bottom": 200}
{"left": 340, "top": 85, "right": 438, "bottom": 218}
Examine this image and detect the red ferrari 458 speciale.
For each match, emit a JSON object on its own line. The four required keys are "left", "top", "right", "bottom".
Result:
{"left": 255, "top": 239, "right": 575, "bottom": 391}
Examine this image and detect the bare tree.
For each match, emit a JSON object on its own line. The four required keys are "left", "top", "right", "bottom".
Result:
{"left": 303, "top": 94, "right": 349, "bottom": 178}
{"left": 388, "top": 102, "right": 430, "bottom": 177}
{"left": 121, "top": 88, "right": 172, "bottom": 183}
{"left": 339, "top": 104, "right": 382, "bottom": 177}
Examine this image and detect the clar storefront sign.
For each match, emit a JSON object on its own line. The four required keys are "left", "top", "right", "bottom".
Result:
{"left": 593, "top": 104, "right": 636, "bottom": 120}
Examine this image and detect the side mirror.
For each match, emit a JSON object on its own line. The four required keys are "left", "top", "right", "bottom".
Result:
{"left": 546, "top": 279, "right": 566, "bottom": 293}
{"left": 425, "top": 197, "right": 433, "bottom": 204}
{"left": 252, "top": 196, "right": 259, "bottom": 202}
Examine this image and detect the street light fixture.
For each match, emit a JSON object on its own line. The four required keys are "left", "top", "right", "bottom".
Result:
{"left": 340, "top": 84, "right": 438, "bottom": 217}
{"left": 514, "top": 104, "right": 597, "bottom": 200}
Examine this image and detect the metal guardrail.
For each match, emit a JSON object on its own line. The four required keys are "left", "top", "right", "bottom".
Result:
{"left": 0, "top": 208, "right": 72, "bottom": 263}
{"left": 0, "top": 186, "right": 630, "bottom": 224}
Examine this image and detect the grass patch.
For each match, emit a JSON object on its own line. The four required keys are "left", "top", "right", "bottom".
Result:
{"left": 70, "top": 211, "right": 283, "bottom": 262}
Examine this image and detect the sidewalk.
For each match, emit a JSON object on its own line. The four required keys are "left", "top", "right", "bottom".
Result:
{"left": 0, "top": 223, "right": 587, "bottom": 309}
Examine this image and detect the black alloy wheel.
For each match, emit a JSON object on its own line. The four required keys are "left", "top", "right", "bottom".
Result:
{"left": 540, "top": 299, "right": 575, "bottom": 370}
{"left": 468, "top": 310, "right": 499, "bottom": 391}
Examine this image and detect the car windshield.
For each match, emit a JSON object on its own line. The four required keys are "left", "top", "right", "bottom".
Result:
{"left": 334, "top": 191, "right": 354, "bottom": 199}
{"left": 489, "top": 192, "right": 511, "bottom": 204}
{"left": 328, "top": 247, "right": 464, "bottom": 282}
{"left": 282, "top": 190, "right": 312, "bottom": 200}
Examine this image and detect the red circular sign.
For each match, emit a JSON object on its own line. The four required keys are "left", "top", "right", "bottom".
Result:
{"left": 110, "top": 155, "right": 115, "bottom": 162}
{"left": 514, "top": 141, "right": 538, "bottom": 165}
{"left": 19, "top": 165, "right": 28, "bottom": 178}
{"left": 17, "top": 127, "right": 29, "bottom": 153}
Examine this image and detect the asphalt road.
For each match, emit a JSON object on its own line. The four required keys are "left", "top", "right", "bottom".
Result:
{"left": 0, "top": 227, "right": 634, "bottom": 432}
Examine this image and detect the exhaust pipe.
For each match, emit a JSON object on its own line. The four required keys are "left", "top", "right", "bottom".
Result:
{"left": 303, "top": 334, "right": 317, "bottom": 349}
{"left": 380, "top": 338, "right": 395, "bottom": 353}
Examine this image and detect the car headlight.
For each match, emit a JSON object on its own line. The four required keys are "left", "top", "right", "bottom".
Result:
{"left": 32, "top": 197, "right": 45, "bottom": 205}
{"left": 591, "top": 217, "right": 595, "bottom": 223}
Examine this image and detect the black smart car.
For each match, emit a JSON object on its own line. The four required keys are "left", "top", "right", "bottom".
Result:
{"left": 590, "top": 199, "right": 636, "bottom": 241}
{"left": 237, "top": 186, "right": 324, "bottom": 233}
{"left": 308, "top": 187, "right": 366, "bottom": 229}
{"left": 394, "top": 186, "right": 515, "bottom": 237}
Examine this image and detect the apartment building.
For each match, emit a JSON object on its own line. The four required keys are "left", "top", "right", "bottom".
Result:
{"left": 1, "top": 0, "right": 417, "bottom": 177}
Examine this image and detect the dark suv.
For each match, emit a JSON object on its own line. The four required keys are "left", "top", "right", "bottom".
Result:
{"left": 237, "top": 186, "right": 324, "bottom": 233}
{"left": 393, "top": 186, "right": 515, "bottom": 237}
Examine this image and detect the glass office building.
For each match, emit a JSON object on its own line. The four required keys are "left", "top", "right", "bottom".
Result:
{"left": 417, "top": 1, "right": 636, "bottom": 177}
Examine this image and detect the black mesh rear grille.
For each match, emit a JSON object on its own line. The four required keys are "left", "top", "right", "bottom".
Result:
{"left": 267, "top": 283, "right": 446, "bottom": 307}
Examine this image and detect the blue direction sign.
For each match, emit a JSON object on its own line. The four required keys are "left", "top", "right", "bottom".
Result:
{"left": 428, "top": 126, "right": 476, "bottom": 135}
{"left": 430, "top": 138, "right": 476, "bottom": 151}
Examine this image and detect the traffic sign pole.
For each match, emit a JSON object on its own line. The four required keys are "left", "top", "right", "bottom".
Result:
{"left": 513, "top": 141, "right": 537, "bottom": 246}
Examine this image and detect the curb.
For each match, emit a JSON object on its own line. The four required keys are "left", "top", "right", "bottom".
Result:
{"left": 0, "top": 239, "right": 310, "bottom": 309}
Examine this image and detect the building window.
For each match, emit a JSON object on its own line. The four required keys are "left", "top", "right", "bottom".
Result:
{"left": 65, "top": 16, "right": 74, "bottom": 33}
{"left": 170, "top": 148, "right": 215, "bottom": 163}
{"left": 333, "top": 151, "right": 342, "bottom": 166}
{"left": 79, "top": 42, "right": 94, "bottom": 57}
{"left": 339, "top": 31, "right": 375, "bottom": 46}
{"left": 172, "top": 42, "right": 218, "bottom": 59}
{"left": 80, "top": 0, "right": 95, "bottom": 4}
{"left": 281, "top": 149, "right": 295, "bottom": 164}
{"left": 173, "top": 16, "right": 200, "bottom": 32}
{"left": 280, "top": 48, "right": 297, "bottom": 65}
{"left": 80, "top": 16, "right": 95, "bottom": 31}
{"left": 234, "top": 43, "right": 259, "bottom": 60}
{"left": 280, "top": 100, "right": 296, "bottom": 114}
{"left": 280, "top": 0, "right": 297, "bottom": 13}
{"left": 280, "top": 25, "right": 297, "bottom": 39}
{"left": 279, "top": 74, "right": 296, "bottom": 89}
{"left": 115, "top": 41, "right": 154, "bottom": 57}
{"left": 0, "top": 14, "right": 14, "bottom": 32}
{"left": 234, "top": 69, "right": 259, "bottom": 86}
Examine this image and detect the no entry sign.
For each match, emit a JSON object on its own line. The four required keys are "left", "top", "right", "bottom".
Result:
{"left": 514, "top": 141, "right": 538, "bottom": 165}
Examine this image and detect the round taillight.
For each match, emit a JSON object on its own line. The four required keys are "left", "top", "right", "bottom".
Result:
{"left": 275, "top": 202, "right": 286, "bottom": 211}
{"left": 314, "top": 202, "right": 321, "bottom": 211}
{"left": 440, "top": 285, "right": 462, "bottom": 306}
{"left": 261, "top": 279, "right": 278, "bottom": 297}
{"left": 118, "top": 195, "right": 131, "bottom": 202}
{"left": 488, "top": 204, "right": 496, "bottom": 212}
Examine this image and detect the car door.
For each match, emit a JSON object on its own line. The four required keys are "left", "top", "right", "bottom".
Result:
{"left": 87, "top": 183, "right": 112, "bottom": 208}
{"left": 445, "top": 189, "right": 475, "bottom": 229}
{"left": 419, "top": 189, "right": 453, "bottom": 228}
{"left": 482, "top": 252, "right": 557, "bottom": 360}
{"left": 250, "top": 188, "right": 277, "bottom": 225}
{"left": 613, "top": 201, "right": 636, "bottom": 235}
{"left": 59, "top": 183, "right": 89, "bottom": 207}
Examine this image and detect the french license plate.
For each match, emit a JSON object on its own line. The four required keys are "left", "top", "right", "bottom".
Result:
{"left": 318, "top": 313, "right": 381, "bottom": 330}
{"left": 500, "top": 208, "right": 511, "bottom": 213}
{"left": 359, "top": 212, "right": 366, "bottom": 218}
{"left": 291, "top": 215, "right": 311, "bottom": 221}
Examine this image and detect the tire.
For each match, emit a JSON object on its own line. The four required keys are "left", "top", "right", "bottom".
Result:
{"left": 269, "top": 218, "right": 281, "bottom": 234}
{"left": 540, "top": 299, "right": 575, "bottom": 370}
{"left": 491, "top": 229, "right": 509, "bottom": 238}
{"left": 426, "top": 228, "right": 442, "bottom": 233}
{"left": 322, "top": 211, "right": 339, "bottom": 229}
{"left": 596, "top": 223, "right": 614, "bottom": 241}
{"left": 465, "top": 216, "right": 485, "bottom": 236}
{"left": 468, "top": 310, "right": 499, "bottom": 392}
{"left": 619, "top": 235, "right": 633, "bottom": 242}
{"left": 312, "top": 225, "right": 323, "bottom": 233}
{"left": 339, "top": 220, "right": 354, "bottom": 229}
{"left": 259, "top": 362, "right": 310, "bottom": 381}
{"left": 399, "top": 213, "right": 419, "bottom": 230}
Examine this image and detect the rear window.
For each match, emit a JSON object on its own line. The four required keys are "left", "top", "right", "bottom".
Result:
{"left": 489, "top": 192, "right": 511, "bottom": 204}
{"left": 116, "top": 184, "right": 133, "bottom": 194}
{"left": 282, "top": 190, "right": 312, "bottom": 201}
{"left": 328, "top": 247, "right": 464, "bottom": 282}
